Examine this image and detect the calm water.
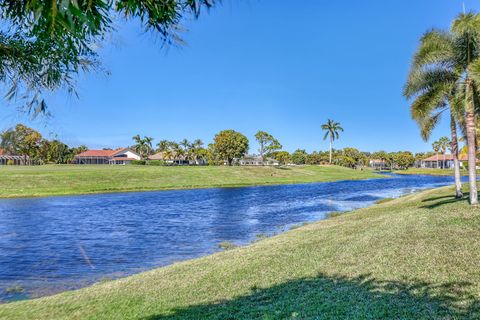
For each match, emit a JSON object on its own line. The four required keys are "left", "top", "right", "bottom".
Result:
{"left": 0, "top": 173, "right": 467, "bottom": 301}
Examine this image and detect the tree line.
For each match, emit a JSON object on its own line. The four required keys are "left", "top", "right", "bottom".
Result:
{"left": 0, "top": 124, "right": 87, "bottom": 164}
{"left": 0, "top": 124, "right": 421, "bottom": 168}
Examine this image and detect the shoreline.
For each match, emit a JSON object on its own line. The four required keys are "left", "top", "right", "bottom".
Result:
{"left": 0, "top": 166, "right": 387, "bottom": 199}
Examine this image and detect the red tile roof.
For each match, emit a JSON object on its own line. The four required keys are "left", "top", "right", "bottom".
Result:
{"left": 76, "top": 148, "right": 128, "bottom": 158}
{"left": 0, "top": 148, "right": 5, "bottom": 156}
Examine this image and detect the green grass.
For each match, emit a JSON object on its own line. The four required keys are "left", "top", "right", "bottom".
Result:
{"left": 0, "top": 165, "right": 381, "bottom": 198}
{"left": 2, "top": 186, "right": 480, "bottom": 319}
{"left": 394, "top": 167, "right": 470, "bottom": 176}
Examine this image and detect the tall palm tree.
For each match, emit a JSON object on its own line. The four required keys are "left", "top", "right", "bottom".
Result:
{"left": 405, "top": 12, "right": 480, "bottom": 203}
{"left": 432, "top": 141, "right": 441, "bottom": 169}
{"left": 452, "top": 13, "right": 480, "bottom": 204}
{"left": 438, "top": 136, "right": 451, "bottom": 169}
{"left": 404, "top": 30, "right": 463, "bottom": 196}
{"left": 321, "top": 119, "right": 343, "bottom": 164}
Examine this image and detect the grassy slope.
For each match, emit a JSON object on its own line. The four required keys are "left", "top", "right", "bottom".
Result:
{"left": 394, "top": 167, "right": 469, "bottom": 176}
{"left": 0, "top": 165, "right": 380, "bottom": 198}
{"left": 2, "top": 186, "right": 480, "bottom": 319}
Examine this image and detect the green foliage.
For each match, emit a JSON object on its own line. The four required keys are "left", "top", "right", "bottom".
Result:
{"left": 334, "top": 155, "right": 356, "bottom": 168}
{"left": 291, "top": 149, "right": 307, "bottom": 165}
{"left": 212, "top": 130, "right": 249, "bottom": 165}
{"left": 0, "top": 0, "right": 217, "bottom": 114}
{"left": 0, "top": 124, "right": 42, "bottom": 161}
{"left": 131, "top": 160, "right": 146, "bottom": 165}
{"left": 132, "top": 135, "right": 154, "bottom": 159}
{"left": 392, "top": 152, "right": 415, "bottom": 169}
{"left": 254, "top": 131, "right": 282, "bottom": 157}
{"left": 147, "top": 160, "right": 165, "bottom": 166}
{"left": 273, "top": 151, "right": 291, "bottom": 165}
{"left": 321, "top": 119, "right": 344, "bottom": 142}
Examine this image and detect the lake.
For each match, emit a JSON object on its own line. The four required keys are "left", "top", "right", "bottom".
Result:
{"left": 0, "top": 173, "right": 467, "bottom": 301}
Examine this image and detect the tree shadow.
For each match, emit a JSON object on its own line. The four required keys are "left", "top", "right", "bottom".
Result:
{"left": 420, "top": 193, "right": 468, "bottom": 209}
{"left": 141, "top": 273, "right": 479, "bottom": 319}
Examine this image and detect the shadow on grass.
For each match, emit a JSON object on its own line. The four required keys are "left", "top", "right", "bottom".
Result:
{"left": 420, "top": 193, "right": 468, "bottom": 209}
{"left": 142, "top": 273, "right": 479, "bottom": 319}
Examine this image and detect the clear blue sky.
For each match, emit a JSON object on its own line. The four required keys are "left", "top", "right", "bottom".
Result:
{"left": 1, "top": 0, "right": 479, "bottom": 153}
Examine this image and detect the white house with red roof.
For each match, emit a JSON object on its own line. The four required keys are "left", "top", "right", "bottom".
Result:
{"left": 75, "top": 148, "right": 141, "bottom": 165}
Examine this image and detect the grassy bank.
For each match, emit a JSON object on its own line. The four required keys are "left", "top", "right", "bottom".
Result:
{"left": 2, "top": 186, "right": 480, "bottom": 319}
{"left": 0, "top": 165, "right": 381, "bottom": 198}
{"left": 393, "top": 167, "right": 470, "bottom": 176}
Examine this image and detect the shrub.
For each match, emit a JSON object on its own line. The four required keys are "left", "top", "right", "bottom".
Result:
{"left": 6, "top": 160, "right": 14, "bottom": 165}
{"left": 218, "top": 241, "right": 238, "bottom": 250}
{"left": 147, "top": 160, "right": 165, "bottom": 166}
{"left": 131, "top": 160, "right": 146, "bottom": 165}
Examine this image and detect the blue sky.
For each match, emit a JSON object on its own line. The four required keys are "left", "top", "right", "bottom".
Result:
{"left": 1, "top": 0, "right": 480, "bottom": 153}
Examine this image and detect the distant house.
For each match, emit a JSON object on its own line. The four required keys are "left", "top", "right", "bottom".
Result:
{"left": 0, "top": 148, "right": 29, "bottom": 165}
{"left": 237, "top": 155, "right": 279, "bottom": 166}
{"left": 75, "top": 148, "right": 141, "bottom": 165}
{"left": 148, "top": 152, "right": 207, "bottom": 165}
{"left": 369, "top": 159, "right": 388, "bottom": 170}
{"left": 420, "top": 154, "right": 479, "bottom": 169}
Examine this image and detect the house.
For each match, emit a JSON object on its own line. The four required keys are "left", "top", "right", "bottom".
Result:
{"left": 147, "top": 151, "right": 207, "bottom": 165}
{"left": 237, "top": 155, "right": 280, "bottom": 166}
{"left": 148, "top": 151, "right": 190, "bottom": 165}
{"left": 75, "top": 148, "right": 141, "bottom": 165}
{"left": 369, "top": 159, "right": 388, "bottom": 170}
{"left": 0, "top": 148, "right": 29, "bottom": 165}
{"left": 420, "top": 154, "right": 479, "bottom": 169}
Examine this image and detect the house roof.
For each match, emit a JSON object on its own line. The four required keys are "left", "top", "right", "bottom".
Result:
{"left": 0, "top": 148, "right": 5, "bottom": 156}
{"left": 148, "top": 151, "right": 186, "bottom": 161}
{"left": 76, "top": 148, "right": 129, "bottom": 158}
{"left": 422, "top": 154, "right": 477, "bottom": 162}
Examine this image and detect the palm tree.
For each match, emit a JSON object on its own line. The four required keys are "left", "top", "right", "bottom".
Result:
{"left": 132, "top": 135, "right": 154, "bottom": 159}
{"left": 438, "top": 136, "right": 451, "bottom": 169}
{"left": 452, "top": 13, "right": 480, "bottom": 204}
{"left": 191, "top": 139, "right": 204, "bottom": 164}
{"left": 321, "top": 119, "right": 343, "bottom": 164}
{"left": 404, "top": 30, "right": 463, "bottom": 196}
{"left": 432, "top": 141, "right": 441, "bottom": 169}
{"left": 156, "top": 140, "right": 170, "bottom": 153}
{"left": 405, "top": 12, "right": 480, "bottom": 203}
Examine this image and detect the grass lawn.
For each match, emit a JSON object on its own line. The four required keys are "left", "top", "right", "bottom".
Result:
{"left": 0, "top": 165, "right": 381, "bottom": 198}
{"left": 1, "top": 186, "right": 480, "bottom": 319}
{"left": 394, "top": 167, "right": 469, "bottom": 176}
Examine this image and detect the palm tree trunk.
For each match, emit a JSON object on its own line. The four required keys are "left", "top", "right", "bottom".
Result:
{"left": 466, "top": 102, "right": 478, "bottom": 205}
{"left": 329, "top": 136, "right": 332, "bottom": 164}
{"left": 450, "top": 113, "right": 463, "bottom": 198}
{"left": 436, "top": 152, "right": 439, "bottom": 168}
